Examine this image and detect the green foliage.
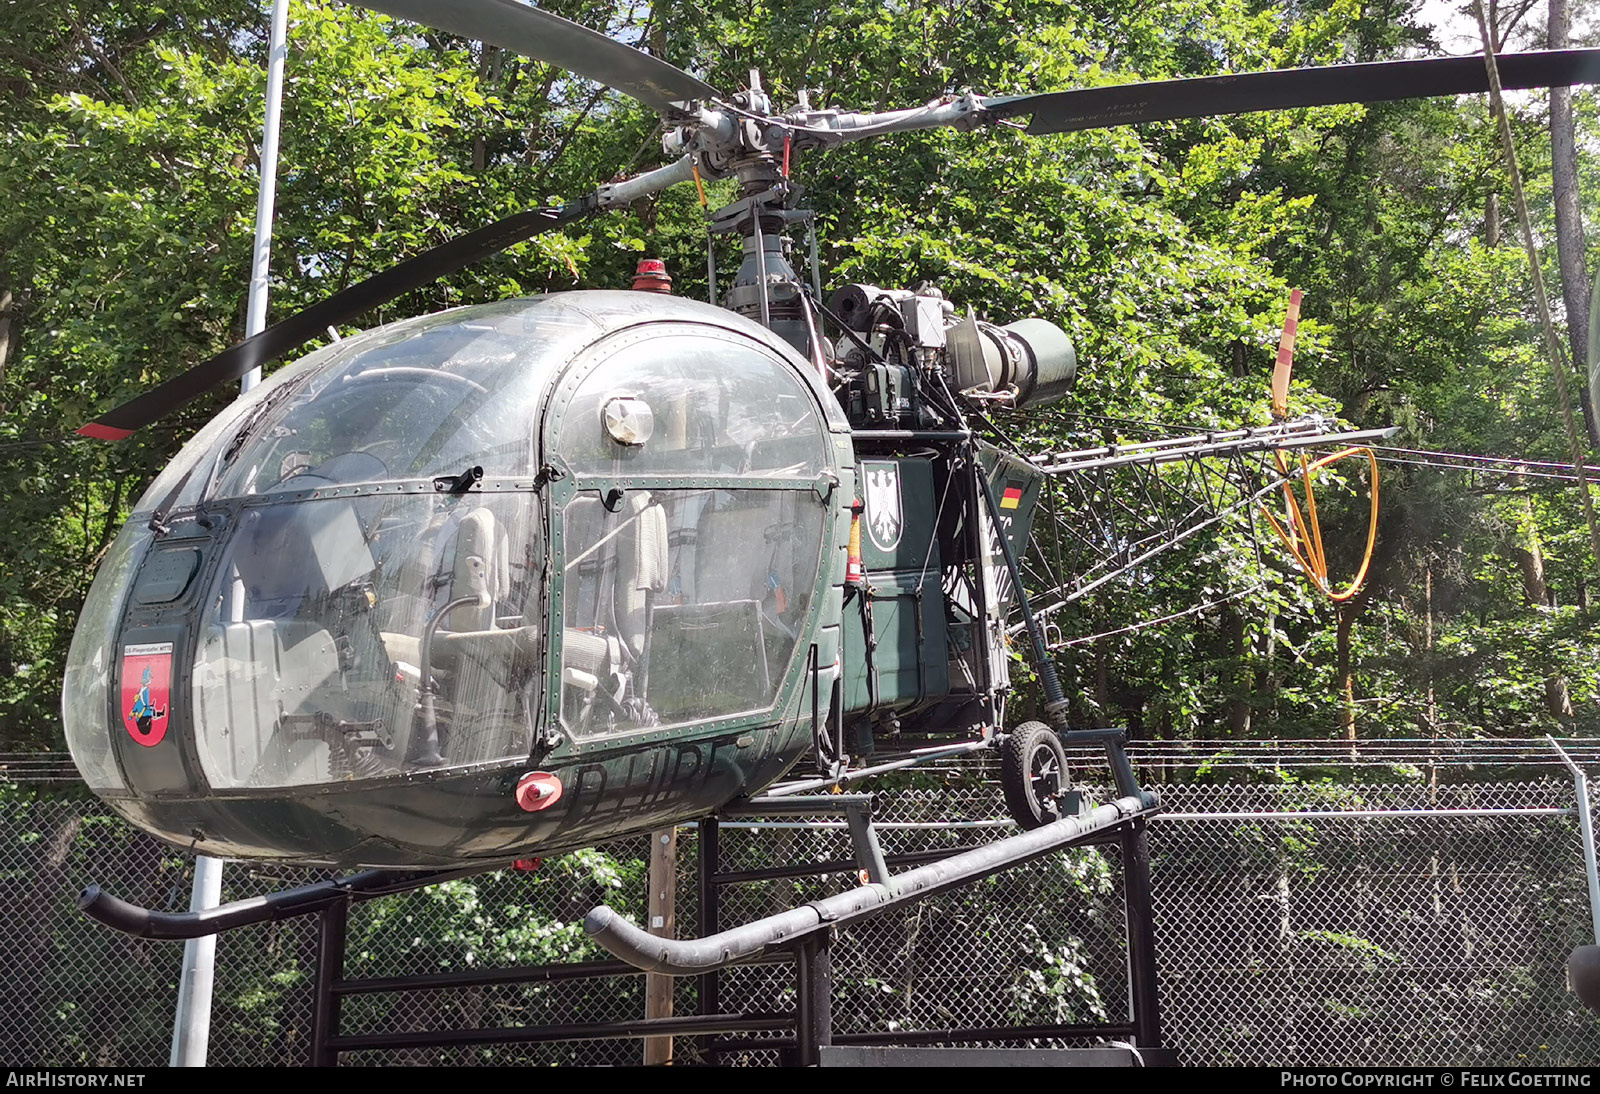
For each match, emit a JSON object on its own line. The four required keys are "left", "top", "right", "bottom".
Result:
{"left": 1, "top": 3, "right": 1597, "bottom": 752}
{"left": 4, "top": 3, "right": 1600, "bottom": 1061}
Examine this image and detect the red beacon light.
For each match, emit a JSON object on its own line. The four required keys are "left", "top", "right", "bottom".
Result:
{"left": 631, "top": 258, "right": 672, "bottom": 293}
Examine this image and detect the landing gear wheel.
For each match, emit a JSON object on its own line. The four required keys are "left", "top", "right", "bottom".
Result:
{"left": 1002, "top": 721, "right": 1069, "bottom": 830}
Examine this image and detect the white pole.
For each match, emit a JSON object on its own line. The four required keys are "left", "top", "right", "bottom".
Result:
{"left": 170, "top": 0, "right": 289, "bottom": 1067}
{"left": 169, "top": 855, "right": 224, "bottom": 1067}
{"left": 242, "top": 0, "right": 290, "bottom": 390}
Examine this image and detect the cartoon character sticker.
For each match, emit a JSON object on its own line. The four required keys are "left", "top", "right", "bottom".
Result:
{"left": 120, "top": 642, "right": 172, "bottom": 747}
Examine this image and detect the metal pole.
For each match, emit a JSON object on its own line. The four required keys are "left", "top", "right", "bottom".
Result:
{"left": 696, "top": 818, "right": 721, "bottom": 1067}
{"left": 309, "top": 899, "right": 349, "bottom": 1067}
{"left": 974, "top": 456, "right": 1070, "bottom": 726}
{"left": 242, "top": 0, "right": 290, "bottom": 390}
{"left": 1549, "top": 736, "right": 1600, "bottom": 943}
{"left": 168, "top": 855, "right": 223, "bottom": 1066}
{"left": 1121, "top": 818, "right": 1161, "bottom": 1048}
{"left": 793, "top": 934, "right": 833, "bottom": 1067}
{"left": 171, "top": 0, "right": 288, "bottom": 1066}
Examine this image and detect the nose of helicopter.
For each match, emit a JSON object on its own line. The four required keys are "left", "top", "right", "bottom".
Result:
{"left": 64, "top": 291, "right": 851, "bottom": 867}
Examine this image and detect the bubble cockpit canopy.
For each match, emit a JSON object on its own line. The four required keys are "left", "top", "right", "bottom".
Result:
{"left": 63, "top": 293, "right": 848, "bottom": 864}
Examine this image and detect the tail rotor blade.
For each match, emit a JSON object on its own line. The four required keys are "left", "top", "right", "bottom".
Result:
{"left": 988, "top": 48, "right": 1600, "bottom": 134}
{"left": 78, "top": 206, "right": 579, "bottom": 440}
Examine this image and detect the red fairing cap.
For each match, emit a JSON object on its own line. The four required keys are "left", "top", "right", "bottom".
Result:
{"left": 515, "top": 771, "right": 565, "bottom": 812}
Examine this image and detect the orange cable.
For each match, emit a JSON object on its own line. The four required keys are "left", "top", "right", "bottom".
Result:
{"left": 691, "top": 161, "right": 708, "bottom": 208}
{"left": 1261, "top": 446, "right": 1380, "bottom": 601}
{"left": 1261, "top": 287, "right": 1379, "bottom": 602}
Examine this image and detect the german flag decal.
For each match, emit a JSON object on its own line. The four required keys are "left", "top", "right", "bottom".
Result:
{"left": 1000, "top": 483, "right": 1024, "bottom": 510}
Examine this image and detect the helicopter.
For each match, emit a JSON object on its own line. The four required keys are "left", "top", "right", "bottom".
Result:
{"left": 58, "top": 0, "right": 1600, "bottom": 869}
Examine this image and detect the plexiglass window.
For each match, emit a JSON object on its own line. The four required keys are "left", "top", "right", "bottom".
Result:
{"left": 559, "top": 487, "right": 824, "bottom": 737}
{"left": 191, "top": 490, "right": 545, "bottom": 788}
{"left": 557, "top": 333, "right": 830, "bottom": 478}
{"left": 62, "top": 522, "right": 152, "bottom": 790}
{"left": 554, "top": 330, "right": 831, "bottom": 738}
{"left": 207, "top": 304, "right": 591, "bottom": 499}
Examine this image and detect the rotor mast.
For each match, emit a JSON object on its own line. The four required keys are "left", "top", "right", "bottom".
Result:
{"left": 663, "top": 70, "right": 823, "bottom": 359}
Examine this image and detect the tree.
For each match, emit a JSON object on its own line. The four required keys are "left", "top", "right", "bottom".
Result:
{"left": 1, "top": 0, "right": 1597, "bottom": 755}
{"left": 1548, "top": 0, "right": 1591, "bottom": 388}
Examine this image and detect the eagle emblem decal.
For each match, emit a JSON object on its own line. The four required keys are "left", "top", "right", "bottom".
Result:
{"left": 864, "top": 462, "right": 903, "bottom": 552}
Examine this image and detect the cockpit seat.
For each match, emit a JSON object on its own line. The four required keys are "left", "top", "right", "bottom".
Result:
{"left": 444, "top": 507, "right": 509, "bottom": 630}
{"left": 194, "top": 619, "right": 347, "bottom": 787}
{"left": 376, "top": 504, "right": 509, "bottom": 656}
{"left": 564, "top": 491, "right": 668, "bottom": 659}
{"left": 373, "top": 502, "right": 531, "bottom": 764}
{"left": 563, "top": 491, "right": 667, "bottom": 730}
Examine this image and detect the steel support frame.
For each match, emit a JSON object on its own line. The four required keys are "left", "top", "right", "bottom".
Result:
{"left": 95, "top": 807, "right": 1167, "bottom": 1066}
{"left": 686, "top": 801, "right": 1166, "bottom": 1065}
{"left": 793, "top": 934, "right": 834, "bottom": 1067}
{"left": 309, "top": 898, "right": 348, "bottom": 1067}
{"left": 1018, "top": 422, "right": 1394, "bottom": 653}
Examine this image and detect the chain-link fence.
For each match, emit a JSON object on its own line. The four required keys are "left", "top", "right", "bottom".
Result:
{"left": 3, "top": 766, "right": 1598, "bottom": 1066}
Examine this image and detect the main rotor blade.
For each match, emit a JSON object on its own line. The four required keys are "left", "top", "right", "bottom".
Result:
{"left": 78, "top": 207, "right": 581, "bottom": 440}
{"left": 345, "top": 0, "right": 719, "bottom": 112}
{"left": 987, "top": 48, "right": 1600, "bottom": 134}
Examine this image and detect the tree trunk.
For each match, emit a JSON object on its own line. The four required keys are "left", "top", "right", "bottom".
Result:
{"left": 1423, "top": 566, "right": 1438, "bottom": 739}
{"left": 1510, "top": 534, "right": 1548, "bottom": 606}
{"left": 1549, "top": 0, "right": 1591, "bottom": 376}
{"left": 0, "top": 288, "right": 12, "bottom": 386}
{"left": 1336, "top": 602, "right": 1358, "bottom": 739}
{"left": 1513, "top": 494, "right": 1574, "bottom": 719}
{"left": 1256, "top": 606, "right": 1279, "bottom": 726}
{"left": 1223, "top": 603, "right": 1251, "bottom": 734}
{"left": 471, "top": 46, "right": 503, "bottom": 173}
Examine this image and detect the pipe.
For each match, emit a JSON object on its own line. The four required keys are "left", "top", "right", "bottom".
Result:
{"left": 81, "top": 865, "right": 491, "bottom": 940}
{"left": 851, "top": 430, "right": 972, "bottom": 442}
{"left": 169, "top": 853, "right": 223, "bottom": 1067}
{"left": 763, "top": 738, "right": 994, "bottom": 796}
{"left": 585, "top": 792, "right": 1158, "bottom": 975}
{"left": 415, "top": 592, "right": 488, "bottom": 764}
{"left": 1550, "top": 735, "right": 1600, "bottom": 943}
{"left": 719, "top": 793, "right": 876, "bottom": 816}
{"left": 326, "top": 1012, "right": 792, "bottom": 1053}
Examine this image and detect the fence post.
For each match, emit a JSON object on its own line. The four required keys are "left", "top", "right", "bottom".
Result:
{"left": 1122, "top": 817, "right": 1162, "bottom": 1048}
{"left": 309, "top": 899, "right": 348, "bottom": 1067}
{"left": 1548, "top": 736, "right": 1600, "bottom": 943}
{"left": 794, "top": 933, "right": 833, "bottom": 1067}
{"left": 644, "top": 828, "right": 677, "bottom": 1064}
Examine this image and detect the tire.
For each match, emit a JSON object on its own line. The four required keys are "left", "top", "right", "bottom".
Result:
{"left": 1002, "top": 721, "right": 1069, "bottom": 830}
